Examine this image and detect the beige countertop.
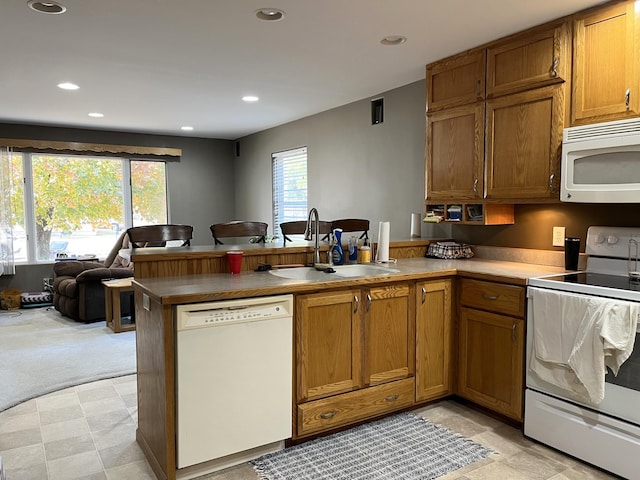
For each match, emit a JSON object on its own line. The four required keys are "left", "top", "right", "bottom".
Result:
{"left": 132, "top": 256, "right": 567, "bottom": 306}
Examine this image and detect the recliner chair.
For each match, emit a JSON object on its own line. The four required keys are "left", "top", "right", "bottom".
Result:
{"left": 52, "top": 231, "right": 134, "bottom": 322}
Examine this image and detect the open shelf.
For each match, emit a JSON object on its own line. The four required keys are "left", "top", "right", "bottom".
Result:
{"left": 425, "top": 203, "right": 514, "bottom": 225}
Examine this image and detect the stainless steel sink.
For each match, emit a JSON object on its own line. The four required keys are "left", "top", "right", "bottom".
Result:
{"left": 268, "top": 264, "right": 399, "bottom": 281}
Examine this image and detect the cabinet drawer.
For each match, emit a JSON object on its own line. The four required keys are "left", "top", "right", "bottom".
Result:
{"left": 460, "top": 279, "right": 525, "bottom": 317}
{"left": 297, "top": 378, "right": 415, "bottom": 437}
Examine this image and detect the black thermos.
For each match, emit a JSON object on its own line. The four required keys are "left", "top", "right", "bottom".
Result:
{"left": 564, "top": 237, "right": 580, "bottom": 271}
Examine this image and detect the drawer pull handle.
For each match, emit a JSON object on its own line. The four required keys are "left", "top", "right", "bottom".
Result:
{"left": 549, "top": 173, "right": 555, "bottom": 193}
{"left": 421, "top": 287, "right": 426, "bottom": 304}
{"left": 354, "top": 295, "right": 359, "bottom": 314}
{"left": 385, "top": 394, "right": 400, "bottom": 402}
{"left": 366, "top": 293, "right": 372, "bottom": 312}
{"left": 512, "top": 323, "right": 517, "bottom": 342}
{"left": 482, "top": 294, "right": 498, "bottom": 301}
{"left": 320, "top": 410, "right": 337, "bottom": 419}
{"left": 475, "top": 79, "right": 481, "bottom": 97}
{"left": 473, "top": 178, "right": 478, "bottom": 195}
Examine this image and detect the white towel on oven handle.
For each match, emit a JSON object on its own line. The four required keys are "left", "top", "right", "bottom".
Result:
{"left": 530, "top": 288, "right": 590, "bottom": 365}
{"left": 568, "top": 299, "right": 639, "bottom": 404}
{"left": 530, "top": 288, "right": 592, "bottom": 402}
{"left": 529, "top": 288, "right": 639, "bottom": 405}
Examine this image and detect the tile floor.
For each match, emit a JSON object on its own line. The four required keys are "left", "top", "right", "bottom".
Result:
{"left": 0, "top": 376, "right": 619, "bottom": 480}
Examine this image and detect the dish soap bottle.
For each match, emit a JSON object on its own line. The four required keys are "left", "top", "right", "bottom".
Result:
{"left": 360, "top": 238, "right": 371, "bottom": 264}
{"left": 332, "top": 228, "right": 344, "bottom": 265}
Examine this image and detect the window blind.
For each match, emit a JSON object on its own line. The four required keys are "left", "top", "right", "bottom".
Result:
{"left": 272, "top": 147, "right": 308, "bottom": 240}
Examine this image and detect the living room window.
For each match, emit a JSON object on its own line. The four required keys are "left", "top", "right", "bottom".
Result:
{"left": 9, "top": 152, "right": 167, "bottom": 263}
{"left": 272, "top": 147, "right": 307, "bottom": 240}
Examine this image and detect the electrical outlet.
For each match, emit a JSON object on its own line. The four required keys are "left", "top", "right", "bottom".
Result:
{"left": 552, "top": 226, "right": 565, "bottom": 247}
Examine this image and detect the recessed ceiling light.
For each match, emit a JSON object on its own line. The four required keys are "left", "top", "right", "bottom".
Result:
{"left": 88, "top": 112, "right": 104, "bottom": 118}
{"left": 57, "top": 82, "right": 79, "bottom": 90}
{"left": 242, "top": 95, "right": 259, "bottom": 102}
{"left": 380, "top": 35, "right": 407, "bottom": 46}
{"left": 28, "top": 1, "right": 67, "bottom": 14}
{"left": 181, "top": 126, "right": 194, "bottom": 131}
{"left": 255, "top": 8, "right": 285, "bottom": 21}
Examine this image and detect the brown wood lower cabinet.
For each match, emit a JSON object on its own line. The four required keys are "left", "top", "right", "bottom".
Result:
{"left": 415, "top": 279, "right": 454, "bottom": 402}
{"left": 294, "top": 283, "right": 415, "bottom": 438}
{"left": 297, "top": 378, "right": 415, "bottom": 436}
{"left": 458, "top": 278, "right": 525, "bottom": 421}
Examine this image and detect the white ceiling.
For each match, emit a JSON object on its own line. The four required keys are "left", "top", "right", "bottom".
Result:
{"left": 1, "top": 0, "right": 604, "bottom": 140}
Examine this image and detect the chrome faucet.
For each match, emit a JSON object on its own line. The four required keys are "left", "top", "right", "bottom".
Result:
{"left": 305, "top": 207, "right": 322, "bottom": 266}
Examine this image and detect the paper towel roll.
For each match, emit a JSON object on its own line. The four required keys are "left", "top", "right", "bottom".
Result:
{"left": 376, "top": 221, "right": 390, "bottom": 263}
{"left": 410, "top": 213, "right": 421, "bottom": 238}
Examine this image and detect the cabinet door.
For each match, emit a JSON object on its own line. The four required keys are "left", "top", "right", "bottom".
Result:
{"left": 572, "top": 1, "right": 640, "bottom": 124}
{"left": 415, "top": 279, "right": 453, "bottom": 402}
{"left": 427, "top": 49, "right": 486, "bottom": 111}
{"left": 426, "top": 103, "right": 485, "bottom": 200}
{"left": 364, "top": 284, "right": 414, "bottom": 386}
{"left": 487, "top": 19, "right": 570, "bottom": 98}
{"left": 458, "top": 307, "right": 524, "bottom": 421}
{"left": 296, "top": 289, "right": 362, "bottom": 402}
{"left": 485, "top": 84, "right": 564, "bottom": 199}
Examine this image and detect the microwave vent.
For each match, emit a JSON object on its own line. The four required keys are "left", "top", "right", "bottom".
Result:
{"left": 564, "top": 118, "right": 640, "bottom": 143}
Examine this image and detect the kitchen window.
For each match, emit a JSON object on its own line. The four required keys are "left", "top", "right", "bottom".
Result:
{"left": 8, "top": 152, "right": 167, "bottom": 263}
{"left": 272, "top": 147, "right": 307, "bottom": 240}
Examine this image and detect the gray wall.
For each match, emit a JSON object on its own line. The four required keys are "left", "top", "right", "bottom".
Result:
{"left": 235, "top": 80, "right": 448, "bottom": 241}
{"left": 0, "top": 123, "right": 235, "bottom": 292}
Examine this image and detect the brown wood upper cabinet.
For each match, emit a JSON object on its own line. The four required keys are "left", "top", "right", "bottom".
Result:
{"left": 572, "top": 1, "right": 640, "bottom": 125}
{"left": 487, "top": 19, "right": 570, "bottom": 98}
{"left": 427, "top": 49, "right": 485, "bottom": 111}
{"left": 426, "top": 103, "right": 485, "bottom": 200}
{"left": 485, "top": 84, "right": 564, "bottom": 199}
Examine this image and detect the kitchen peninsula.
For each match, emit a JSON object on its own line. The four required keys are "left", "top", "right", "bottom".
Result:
{"left": 131, "top": 239, "right": 566, "bottom": 480}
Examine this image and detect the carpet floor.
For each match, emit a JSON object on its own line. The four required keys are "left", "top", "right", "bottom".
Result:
{"left": 0, "top": 306, "right": 136, "bottom": 412}
{"left": 251, "top": 412, "right": 493, "bottom": 480}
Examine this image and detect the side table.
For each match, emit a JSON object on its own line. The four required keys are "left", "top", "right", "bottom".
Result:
{"left": 103, "top": 278, "right": 135, "bottom": 333}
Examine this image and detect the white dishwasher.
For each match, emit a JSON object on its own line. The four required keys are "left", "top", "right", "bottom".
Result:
{"left": 175, "top": 294, "right": 292, "bottom": 472}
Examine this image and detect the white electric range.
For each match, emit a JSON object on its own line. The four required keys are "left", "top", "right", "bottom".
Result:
{"left": 525, "top": 226, "right": 640, "bottom": 480}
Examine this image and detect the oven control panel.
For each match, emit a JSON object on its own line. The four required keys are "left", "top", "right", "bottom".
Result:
{"left": 586, "top": 226, "right": 640, "bottom": 259}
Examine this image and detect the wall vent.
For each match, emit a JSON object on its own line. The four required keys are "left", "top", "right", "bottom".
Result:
{"left": 371, "top": 98, "right": 384, "bottom": 125}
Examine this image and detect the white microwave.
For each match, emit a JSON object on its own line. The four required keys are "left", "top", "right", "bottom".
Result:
{"left": 561, "top": 118, "right": 640, "bottom": 203}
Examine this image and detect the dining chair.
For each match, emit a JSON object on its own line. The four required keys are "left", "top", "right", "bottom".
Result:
{"left": 126, "top": 224, "right": 193, "bottom": 248}
{"left": 210, "top": 221, "right": 268, "bottom": 245}
{"left": 280, "top": 220, "right": 333, "bottom": 246}
{"left": 328, "top": 218, "right": 370, "bottom": 241}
